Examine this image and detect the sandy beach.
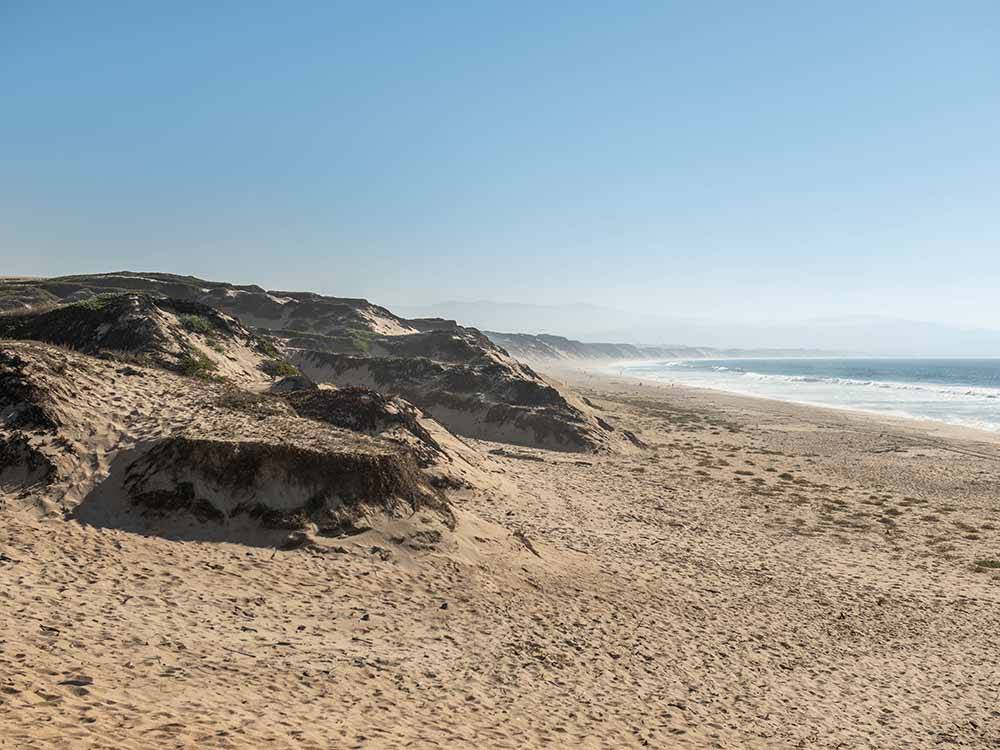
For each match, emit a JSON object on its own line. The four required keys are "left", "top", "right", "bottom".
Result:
{"left": 7, "top": 2, "right": 997, "bottom": 745}
{"left": 3, "top": 367, "right": 999, "bottom": 749}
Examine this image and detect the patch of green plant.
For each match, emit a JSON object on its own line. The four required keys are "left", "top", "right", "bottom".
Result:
{"left": 974, "top": 559, "right": 1000, "bottom": 570}
{"left": 177, "top": 350, "right": 220, "bottom": 380}
{"left": 103, "top": 349, "right": 154, "bottom": 368}
{"left": 273, "top": 328, "right": 380, "bottom": 355}
{"left": 349, "top": 330, "right": 377, "bottom": 354}
{"left": 261, "top": 358, "right": 299, "bottom": 377}
{"left": 179, "top": 313, "right": 213, "bottom": 334}
{"left": 69, "top": 293, "right": 124, "bottom": 312}
{"left": 256, "top": 337, "right": 283, "bottom": 360}
{"left": 216, "top": 388, "right": 290, "bottom": 416}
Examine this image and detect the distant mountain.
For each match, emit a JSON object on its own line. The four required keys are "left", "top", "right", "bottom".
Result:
{"left": 485, "top": 332, "right": 835, "bottom": 363}
{"left": 390, "top": 301, "right": 636, "bottom": 339}
{"left": 399, "top": 301, "right": 1000, "bottom": 358}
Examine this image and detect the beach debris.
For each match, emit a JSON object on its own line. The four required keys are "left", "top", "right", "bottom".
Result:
{"left": 513, "top": 530, "right": 542, "bottom": 558}
{"left": 58, "top": 677, "right": 93, "bottom": 687}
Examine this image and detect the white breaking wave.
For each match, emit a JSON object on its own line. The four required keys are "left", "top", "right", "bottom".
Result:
{"left": 616, "top": 359, "right": 1000, "bottom": 433}
{"left": 733, "top": 371, "right": 1000, "bottom": 400}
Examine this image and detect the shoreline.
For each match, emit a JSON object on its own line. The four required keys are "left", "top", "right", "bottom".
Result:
{"left": 542, "top": 359, "right": 1000, "bottom": 444}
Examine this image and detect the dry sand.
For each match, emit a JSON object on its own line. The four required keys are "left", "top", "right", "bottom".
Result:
{"left": 3, "top": 368, "right": 1000, "bottom": 748}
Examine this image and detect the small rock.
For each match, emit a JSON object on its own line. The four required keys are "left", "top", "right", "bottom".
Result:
{"left": 58, "top": 677, "right": 93, "bottom": 687}
{"left": 269, "top": 374, "right": 317, "bottom": 394}
{"left": 279, "top": 531, "right": 314, "bottom": 551}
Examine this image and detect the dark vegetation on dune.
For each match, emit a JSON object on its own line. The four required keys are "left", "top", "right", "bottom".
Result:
{"left": 0, "top": 349, "right": 61, "bottom": 430}
{"left": 123, "top": 434, "right": 453, "bottom": 535}
{"left": 216, "top": 384, "right": 451, "bottom": 471}
{"left": 0, "top": 433, "right": 56, "bottom": 493}
{"left": 0, "top": 292, "right": 294, "bottom": 382}
{"left": 0, "top": 271, "right": 414, "bottom": 341}
{"left": 284, "top": 388, "right": 442, "bottom": 454}
{"left": 294, "top": 349, "right": 598, "bottom": 450}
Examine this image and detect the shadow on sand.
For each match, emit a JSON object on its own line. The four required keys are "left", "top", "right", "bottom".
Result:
{"left": 72, "top": 445, "right": 296, "bottom": 548}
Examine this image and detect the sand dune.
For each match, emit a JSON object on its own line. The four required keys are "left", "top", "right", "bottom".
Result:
{"left": 0, "top": 274, "right": 633, "bottom": 453}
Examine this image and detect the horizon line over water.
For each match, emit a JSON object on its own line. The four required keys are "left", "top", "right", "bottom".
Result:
{"left": 617, "top": 358, "right": 1000, "bottom": 434}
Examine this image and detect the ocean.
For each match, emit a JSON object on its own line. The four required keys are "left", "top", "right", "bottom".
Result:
{"left": 617, "top": 358, "right": 1000, "bottom": 433}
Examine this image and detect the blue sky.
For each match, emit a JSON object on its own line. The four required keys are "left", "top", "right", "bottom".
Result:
{"left": 3, "top": 2, "right": 998, "bottom": 326}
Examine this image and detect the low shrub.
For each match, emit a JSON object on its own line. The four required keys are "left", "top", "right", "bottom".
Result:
{"left": 177, "top": 350, "right": 220, "bottom": 380}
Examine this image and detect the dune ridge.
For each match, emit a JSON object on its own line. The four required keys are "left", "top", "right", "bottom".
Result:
{"left": 0, "top": 273, "right": 629, "bottom": 452}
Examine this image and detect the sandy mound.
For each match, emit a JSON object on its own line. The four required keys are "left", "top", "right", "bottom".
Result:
{"left": 0, "top": 348, "right": 63, "bottom": 430}
{"left": 0, "top": 433, "right": 56, "bottom": 500}
{"left": 282, "top": 386, "right": 494, "bottom": 489}
{"left": 0, "top": 342, "right": 455, "bottom": 547}
{"left": 0, "top": 293, "right": 294, "bottom": 386}
{"left": 291, "top": 342, "right": 639, "bottom": 452}
{"left": 123, "top": 434, "right": 437, "bottom": 528}
{"left": 77, "top": 423, "right": 452, "bottom": 547}
{"left": 215, "top": 384, "right": 498, "bottom": 491}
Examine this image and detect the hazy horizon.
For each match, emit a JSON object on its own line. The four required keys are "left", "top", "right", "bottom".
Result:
{"left": 4, "top": 3, "right": 999, "bottom": 329}
{"left": 391, "top": 298, "right": 1000, "bottom": 357}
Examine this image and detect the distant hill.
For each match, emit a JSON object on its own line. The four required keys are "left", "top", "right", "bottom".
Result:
{"left": 484, "top": 332, "right": 835, "bottom": 362}
{"left": 392, "top": 301, "right": 635, "bottom": 339}
{"left": 400, "top": 301, "right": 1000, "bottom": 358}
